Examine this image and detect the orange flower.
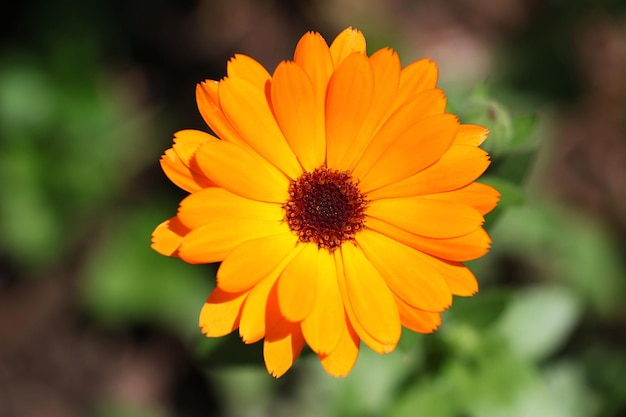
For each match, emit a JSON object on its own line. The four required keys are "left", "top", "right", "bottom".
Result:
{"left": 152, "top": 27, "right": 499, "bottom": 378}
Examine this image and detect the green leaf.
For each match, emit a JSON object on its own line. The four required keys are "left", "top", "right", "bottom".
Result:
{"left": 509, "top": 114, "right": 539, "bottom": 151}
{"left": 389, "top": 378, "right": 456, "bottom": 417}
{"left": 491, "top": 203, "right": 626, "bottom": 313}
{"left": 443, "top": 346, "right": 538, "bottom": 417}
{"left": 496, "top": 285, "right": 582, "bottom": 361}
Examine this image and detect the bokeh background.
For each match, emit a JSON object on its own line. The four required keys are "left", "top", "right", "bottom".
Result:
{"left": 2, "top": 1, "right": 626, "bottom": 416}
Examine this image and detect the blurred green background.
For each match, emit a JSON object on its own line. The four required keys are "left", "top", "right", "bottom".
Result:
{"left": 1, "top": 1, "right": 626, "bottom": 416}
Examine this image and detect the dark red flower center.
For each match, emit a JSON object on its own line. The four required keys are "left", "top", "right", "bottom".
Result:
{"left": 284, "top": 167, "right": 367, "bottom": 252}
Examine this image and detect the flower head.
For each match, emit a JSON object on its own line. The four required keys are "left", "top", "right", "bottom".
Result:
{"left": 152, "top": 27, "right": 499, "bottom": 377}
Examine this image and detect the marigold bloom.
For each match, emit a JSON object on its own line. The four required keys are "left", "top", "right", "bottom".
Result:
{"left": 152, "top": 27, "right": 499, "bottom": 378}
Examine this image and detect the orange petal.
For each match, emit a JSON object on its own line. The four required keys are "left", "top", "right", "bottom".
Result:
{"left": 320, "top": 318, "right": 360, "bottom": 377}
{"left": 356, "top": 229, "right": 452, "bottom": 312}
{"left": 177, "top": 219, "right": 286, "bottom": 264}
{"left": 171, "top": 130, "right": 215, "bottom": 164}
{"left": 367, "top": 217, "right": 491, "bottom": 262}
{"left": 367, "top": 196, "right": 484, "bottom": 238}
{"left": 340, "top": 47, "right": 401, "bottom": 171}
{"left": 395, "top": 296, "right": 441, "bottom": 334}
{"left": 239, "top": 277, "right": 276, "bottom": 344}
{"left": 352, "top": 92, "right": 450, "bottom": 183}
{"left": 421, "top": 182, "right": 501, "bottom": 216}
{"left": 194, "top": 140, "right": 290, "bottom": 203}
{"left": 199, "top": 287, "right": 248, "bottom": 337}
{"left": 325, "top": 53, "right": 374, "bottom": 169}
{"left": 454, "top": 124, "right": 489, "bottom": 146}
{"left": 340, "top": 243, "right": 401, "bottom": 349}
{"left": 238, "top": 245, "right": 303, "bottom": 343}
{"left": 226, "top": 54, "right": 271, "bottom": 87}
{"left": 358, "top": 114, "right": 459, "bottom": 193}
{"left": 430, "top": 259, "right": 479, "bottom": 296}
{"left": 160, "top": 149, "right": 213, "bottom": 193}
{"left": 293, "top": 31, "right": 334, "bottom": 110}
{"left": 264, "top": 321, "right": 305, "bottom": 378}
{"left": 271, "top": 61, "right": 325, "bottom": 171}
{"left": 367, "top": 145, "right": 491, "bottom": 200}
{"left": 277, "top": 243, "right": 318, "bottom": 322}
{"left": 333, "top": 250, "right": 394, "bottom": 354}
{"left": 151, "top": 216, "right": 190, "bottom": 256}
{"left": 391, "top": 58, "right": 438, "bottom": 111}
{"left": 218, "top": 76, "right": 302, "bottom": 179}
{"left": 195, "top": 81, "right": 247, "bottom": 146}
{"left": 329, "top": 27, "right": 366, "bottom": 67}
{"left": 177, "top": 187, "right": 282, "bottom": 229}
{"left": 370, "top": 244, "right": 478, "bottom": 297}
{"left": 301, "top": 250, "right": 344, "bottom": 355}
{"left": 217, "top": 232, "right": 297, "bottom": 293}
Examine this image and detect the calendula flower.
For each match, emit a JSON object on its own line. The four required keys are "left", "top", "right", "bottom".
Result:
{"left": 152, "top": 27, "right": 499, "bottom": 378}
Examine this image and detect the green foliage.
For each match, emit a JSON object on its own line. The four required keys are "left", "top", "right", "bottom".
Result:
{"left": 490, "top": 203, "right": 625, "bottom": 313}
{"left": 0, "top": 49, "right": 156, "bottom": 270}
{"left": 496, "top": 285, "right": 582, "bottom": 361}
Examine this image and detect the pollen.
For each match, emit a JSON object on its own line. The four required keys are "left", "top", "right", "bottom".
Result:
{"left": 284, "top": 167, "right": 367, "bottom": 252}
